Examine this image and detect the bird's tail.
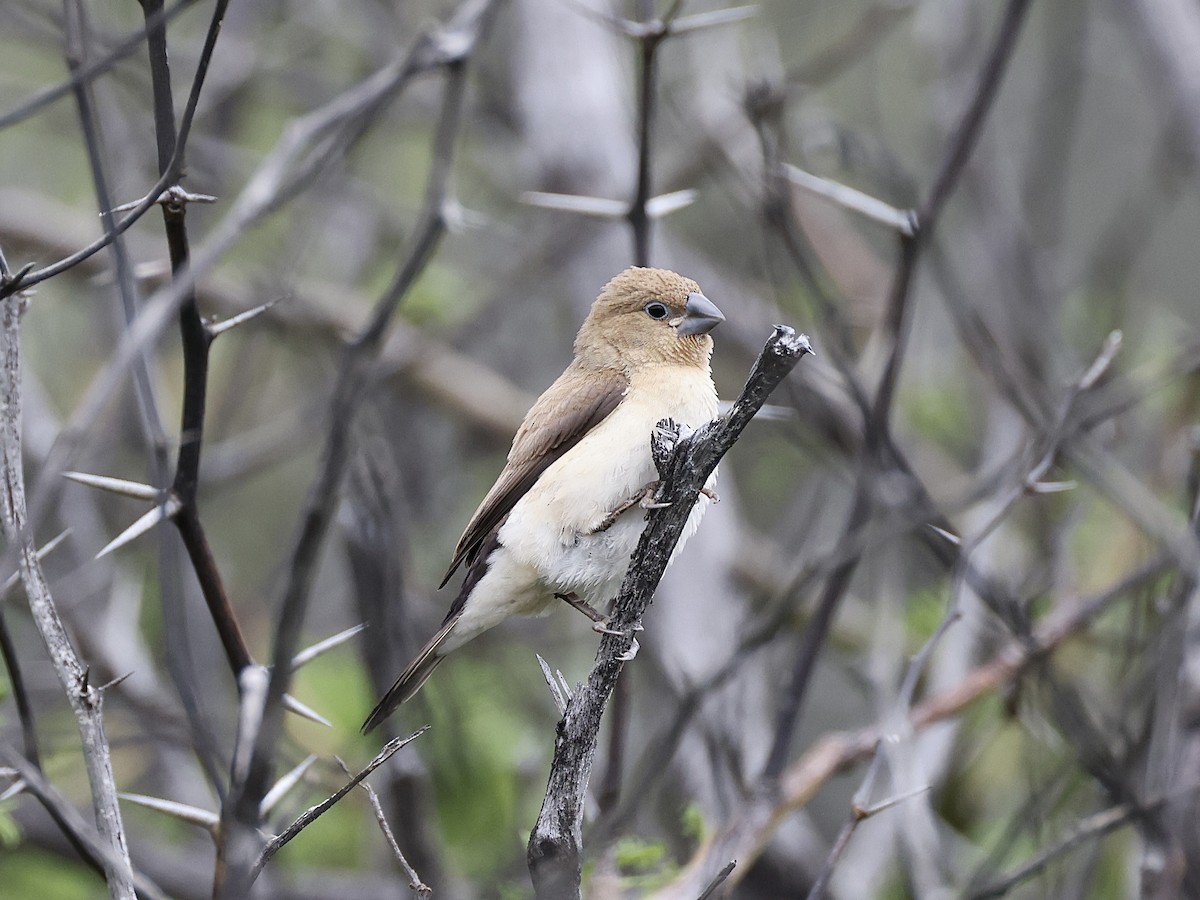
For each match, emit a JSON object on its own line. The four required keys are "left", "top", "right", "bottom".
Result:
{"left": 361, "top": 617, "right": 457, "bottom": 734}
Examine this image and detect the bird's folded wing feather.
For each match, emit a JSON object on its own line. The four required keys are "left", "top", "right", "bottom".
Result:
{"left": 438, "top": 365, "right": 628, "bottom": 588}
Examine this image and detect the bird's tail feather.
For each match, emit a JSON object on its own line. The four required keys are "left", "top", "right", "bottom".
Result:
{"left": 361, "top": 617, "right": 457, "bottom": 734}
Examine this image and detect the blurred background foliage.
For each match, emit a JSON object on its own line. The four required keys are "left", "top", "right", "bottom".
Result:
{"left": 2, "top": 0, "right": 1200, "bottom": 897}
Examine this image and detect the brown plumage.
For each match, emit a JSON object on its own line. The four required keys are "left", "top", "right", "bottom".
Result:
{"left": 362, "top": 266, "right": 724, "bottom": 733}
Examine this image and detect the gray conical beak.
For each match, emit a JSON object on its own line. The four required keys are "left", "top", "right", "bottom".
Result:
{"left": 676, "top": 292, "right": 725, "bottom": 336}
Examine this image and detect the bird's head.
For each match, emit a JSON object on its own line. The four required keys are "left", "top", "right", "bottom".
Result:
{"left": 575, "top": 266, "right": 725, "bottom": 371}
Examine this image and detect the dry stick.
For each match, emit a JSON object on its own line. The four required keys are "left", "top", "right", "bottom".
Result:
{"left": 0, "top": 251, "right": 40, "bottom": 775}
{"left": 526, "top": 327, "right": 814, "bottom": 900}
{"left": 651, "top": 554, "right": 1170, "bottom": 899}
{"left": 345, "top": 760, "right": 431, "bottom": 895}
{"left": 250, "top": 728, "right": 429, "bottom": 880}
{"left": 217, "top": 3, "right": 499, "bottom": 895}
{"left": 696, "top": 860, "right": 736, "bottom": 900}
{"left": 1, "top": 296, "right": 135, "bottom": 900}
{"left": 762, "top": 0, "right": 1034, "bottom": 783}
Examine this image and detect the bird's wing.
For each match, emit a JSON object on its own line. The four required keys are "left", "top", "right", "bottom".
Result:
{"left": 439, "top": 365, "right": 628, "bottom": 588}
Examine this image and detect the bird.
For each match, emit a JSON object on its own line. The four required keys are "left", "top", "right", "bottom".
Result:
{"left": 362, "top": 266, "right": 724, "bottom": 733}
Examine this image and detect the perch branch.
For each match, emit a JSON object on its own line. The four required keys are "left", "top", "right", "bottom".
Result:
{"left": 526, "top": 326, "right": 813, "bottom": 899}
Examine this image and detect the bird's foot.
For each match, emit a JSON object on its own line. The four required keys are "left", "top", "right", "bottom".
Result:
{"left": 700, "top": 486, "right": 719, "bottom": 503}
{"left": 557, "top": 591, "right": 610, "bottom": 626}
{"left": 556, "top": 593, "right": 642, "bottom": 658}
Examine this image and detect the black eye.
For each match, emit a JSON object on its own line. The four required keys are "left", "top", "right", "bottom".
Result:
{"left": 645, "top": 302, "right": 669, "bottom": 320}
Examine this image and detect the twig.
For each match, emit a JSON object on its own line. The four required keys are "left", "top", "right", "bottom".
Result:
{"left": 344, "top": 759, "right": 431, "bottom": 895}
{"left": 526, "top": 326, "right": 813, "bottom": 899}
{"left": 696, "top": 860, "right": 736, "bottom": 900}
{"left": 250, "top": 728, "right": 429, "bottom": 879}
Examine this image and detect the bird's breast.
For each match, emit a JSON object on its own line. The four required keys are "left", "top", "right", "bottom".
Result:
{"left": 498, "top": 367, "right": 718, "bottom": 604}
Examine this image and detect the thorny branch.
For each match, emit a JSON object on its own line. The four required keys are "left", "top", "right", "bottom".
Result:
{"left": 1, "top": 293, "right": 135, "bottom": 899}
{"left": 527, "top": 326, "right": 813, "bottom": 899}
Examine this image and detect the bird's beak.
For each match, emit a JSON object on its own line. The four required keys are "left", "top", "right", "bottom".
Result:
{"left": 676, "top": 292, "right": 725, "bottom": 336}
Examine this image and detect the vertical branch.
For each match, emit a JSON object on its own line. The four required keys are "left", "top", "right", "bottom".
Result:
{"left": 135, "top": 0, "right": 240, "bottom": 792}
{"left": 627, "top": 1, "right": 662, "bottom": 265}
{"left": 1, "top": 293, "right": 135, "bottom": 900}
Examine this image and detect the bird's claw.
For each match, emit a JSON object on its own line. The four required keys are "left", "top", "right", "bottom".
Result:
{"left": 701, "top": 486, "right": 719, "bottom": 503}
{"left": 617, "top": 638, "right": 640, "bottom": 662}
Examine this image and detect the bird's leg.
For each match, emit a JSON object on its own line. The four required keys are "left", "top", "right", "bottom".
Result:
{"left": 555, "top": 592, "right": 643, "bottom": 660}
{"left": 587, "top": 482, "right": 666, "bottom": 535}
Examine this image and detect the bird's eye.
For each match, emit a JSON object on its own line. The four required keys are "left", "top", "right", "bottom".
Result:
{"left": 645, "top": 302, "right": 670, "bottom": 320}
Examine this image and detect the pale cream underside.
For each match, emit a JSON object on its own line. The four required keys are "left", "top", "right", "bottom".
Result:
{"left": 441, "top": 365, "right": 718, "bottom": 653}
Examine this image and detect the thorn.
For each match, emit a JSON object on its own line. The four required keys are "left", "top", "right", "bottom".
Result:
{"left": 111, "top": 185, "right": 218, "bottom": 214}
{"left": 927, "top": 524, "right": 960, "bottom": 546}
{"left": 1027, "top": 479, "right": 1077, "bottom": 495}
{"left": 2, "top": 529, "right": 71, "bottom": 597}
{"left": 119, "top": 792, "right": 219, "bottom": 832}
{"left": 98, "top": 671, "right": 134, "bottom": 692}
{"left": 95, "top": 497, "right": 182, "bottom": 558}
{"left": 0, "top": 779, "right": 27, "bottom": 802}
{"left": 1, "top": 262, "right": 36, "bottom": 294}
{"left": 64, "top": 471, "right": 160, "bottom": 501}
{"left": 283, "top": 693, "right": 332, "bottom": 728}
{"left": 520, "top": 191, "right": 627, "bottom": 219}
{"left": 1078, "top": 329, "right": 1123, "bottom": 391}
{"left": 261, "top": 755, "right": 318, "bottom": 816}
{"left": 668, "top": 5, "right": 758, "bottom": 35}
{"left": 645, "top": 189, "right": 698, "bottom": 219}
{"left": 862, "top": 783, "right": 932, "bottom": 817}
{"left": 784, "top": 163, "right": 915, "bottom": 236}
{"left": 208, "top": 297, "right": 284, "bottom": 338}
{"left": 292, "top": 624, "right": 367, "bottom": 670}
{"left": 537, "top": 654, "right": 568, "bottom": 714}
